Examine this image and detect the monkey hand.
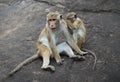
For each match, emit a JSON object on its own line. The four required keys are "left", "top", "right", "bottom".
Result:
{"left": 77, "top": 55, "right": 85, "bottom": 60}
{"left": 57, "top": 59, "right": 64, "bottom": 65}
{"left": 80, "top": 51, "right": 88, "bottom": 55}
{"left": 41, "top": 65, "right": 55, "bottom": 72}
{"left": 70, "top": 55, "right": 85, "bottom": 61}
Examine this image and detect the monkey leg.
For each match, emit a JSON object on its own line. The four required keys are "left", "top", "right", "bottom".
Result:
{"left": 57, "top": 42, "right": 85, "bottom": 60}
{"left": 77, "top": 35, "right": 83, "bottom": 49}
{"left": 72, "top": 33, "right": 87, "bottom": 55}
{"left": 40, "top": 44, "right": 55, "bottom": 71}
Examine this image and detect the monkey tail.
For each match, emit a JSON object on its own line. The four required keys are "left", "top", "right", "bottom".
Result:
{"left": 82, "top": 48, "right": 97, "bottom": 70}
{"left": 8, "top": 54, "right": 39, "bottom": 76}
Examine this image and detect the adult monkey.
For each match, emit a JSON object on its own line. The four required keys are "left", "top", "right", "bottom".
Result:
{"left": 66, "top": 12, "right": 86, "bottom": 48}
{"left": 8, "top": 11, "right": 87, "bottom": 76}
{"left": 66, "top": 12, "right": 97, "bottom": 69}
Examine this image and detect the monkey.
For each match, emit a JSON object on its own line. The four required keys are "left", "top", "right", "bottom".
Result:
{"left": 66, "top": 12, "right": 97, "bottom": 69}
{"left": 66, "top": 12, "right": 86, "bottom": 48}
{"left": 8, "top": 11, "right": 87, "bottom": 76}
{"left": 8, "top": 22, "right": 58, "bottom": 76}
{"left": 43, "top": 11, "right": 87, "bottom": 61}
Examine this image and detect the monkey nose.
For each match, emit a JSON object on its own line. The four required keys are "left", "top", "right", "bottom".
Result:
{"left": 51, "top": 25, "right": 54, "bottom": 27}
{"left": 50, "top": 25, "right": 56, "bottom": 29}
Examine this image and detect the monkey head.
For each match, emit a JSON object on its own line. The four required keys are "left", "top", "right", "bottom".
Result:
{"left": 47, "top": 11, "right": 62, "bottom": 30}
{"left": 66, "top": 12, "right": 82, "bottom": 29}
{"left": 66, "top": 12, "right": 77, "bottom": 23}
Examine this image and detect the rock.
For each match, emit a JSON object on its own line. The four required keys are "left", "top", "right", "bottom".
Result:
{"left": 0, "top": 0, "right": 120, "bottom": 82}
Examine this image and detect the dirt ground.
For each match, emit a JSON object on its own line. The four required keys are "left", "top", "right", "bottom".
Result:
{"left": 0, "top": 0, "right": 120, "bottom": 82}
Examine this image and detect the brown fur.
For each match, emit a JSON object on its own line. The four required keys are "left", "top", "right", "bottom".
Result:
{"left": 66, "top": 12, "right": 86, "bottom": 49}
{"left": 66, "top": 12, "right": 97, "bottom": 69}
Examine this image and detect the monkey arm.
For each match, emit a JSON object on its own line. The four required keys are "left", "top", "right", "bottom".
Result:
{"left": 73, "top": 18, "right": 86, "bottom": 43}
{"left": 74, "top": 18, "right": 86, "bottom": 35}
{"left": 49, "top": 39, "right": 62, "bottom": 63}
{"left": 60, "top": 21, "right": 85, "bottom": 55}
{"left": 46, "top": 27, "right": 62, "bottom": 63}
{"left": 66, "top": 20, "right": 76, "bottom": 29}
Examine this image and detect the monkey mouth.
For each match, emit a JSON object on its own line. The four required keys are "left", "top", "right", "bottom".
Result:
{"left": 50, "top": 26, "right": 57, "bottom": 30}
{"left": 51, "top": 28, "right": 56, "bottom": 30}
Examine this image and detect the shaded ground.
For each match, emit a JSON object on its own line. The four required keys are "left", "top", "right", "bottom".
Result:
{"left": 0, "top": 0, "right": 120, "bottom": 82}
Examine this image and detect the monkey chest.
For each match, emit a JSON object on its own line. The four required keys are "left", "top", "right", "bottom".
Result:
{"left": 52, "top": 28, "right": 62, "bottom": 43}
{"left": 73, "top": 28, "right": 84, "bottom": 41}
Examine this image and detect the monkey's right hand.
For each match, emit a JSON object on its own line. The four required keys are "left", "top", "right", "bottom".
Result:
{"left": 57, "top": 59, "right": 64, "bottom": 65}
{"left": 80, "top": 51, "right": 88, "bottom": 55}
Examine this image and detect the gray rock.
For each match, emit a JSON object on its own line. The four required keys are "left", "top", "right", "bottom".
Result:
{"left": 0, "top": 0, "right": 120, "bottom": 82}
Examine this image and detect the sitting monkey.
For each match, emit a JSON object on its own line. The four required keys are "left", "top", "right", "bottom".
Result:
{"left": 66, "top": 12, "right": 97, "bottom": 69}
{"left": 8, "top": 11, "right": 87, "bottom": 76}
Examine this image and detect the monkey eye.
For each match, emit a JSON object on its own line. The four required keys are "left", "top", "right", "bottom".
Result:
{"left": 60, "top": 15, "right": 62, "bottom": 19}
{"left": 52, "top": 19, "right": 56, "bottom": 21}
{"left": 74, "top": 14, "right": 77, "bottom": 18}
{"left": 48, "top": 19, "right": 52, "bottom": 21}
{"left": 48, "top": 19, "right": 56, "bottom": 21}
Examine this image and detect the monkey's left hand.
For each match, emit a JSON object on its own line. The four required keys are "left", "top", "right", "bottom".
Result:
{"left": 57, "top": 59, "right": 64, "bottom": 65}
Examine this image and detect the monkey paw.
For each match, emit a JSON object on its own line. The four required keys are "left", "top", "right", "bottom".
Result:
{"left": 57, "top": 59, "right": 64, "bottom": 65}
{"left": 71, "top": 55, "right": 85, "bottom": 61}
{"left": 41, "top": 65, "right": 55, "bottom": 72}
{"left": 80, "top": 51, "right": 88, "bottom": 55}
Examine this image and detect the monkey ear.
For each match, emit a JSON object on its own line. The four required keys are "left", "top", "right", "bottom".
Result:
{"left": 55, "top": 11, "right": 59, "bottom": 13}
{"left": 74, "top": 14, "right": 77, "bottom": 18}
{"left": 60, "top": 15, "right": 62, "bottom": 19}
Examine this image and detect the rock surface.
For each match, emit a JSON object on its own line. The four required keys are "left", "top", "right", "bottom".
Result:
{"left": 0, "top": 0, "right": 120, "bottom": 82}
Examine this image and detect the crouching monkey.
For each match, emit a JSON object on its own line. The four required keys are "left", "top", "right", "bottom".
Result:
{"left": 66, "top": 12, "right": 97, "bottom": 69}
{"left": 8, "top": 11, "right": 87, "bottom": 76}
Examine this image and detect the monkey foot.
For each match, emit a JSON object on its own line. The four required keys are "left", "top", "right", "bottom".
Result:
{"left": 57, "top": 59, "right": 64, "bottom": 65}
{"left": 41, "top": 65, "right": 55, "bottom": 72}
{"left": 71, "top": 55, "right": 85, "bottom": 61}
{"left": 80, "top": 51, "right": 88, "bottom": 55}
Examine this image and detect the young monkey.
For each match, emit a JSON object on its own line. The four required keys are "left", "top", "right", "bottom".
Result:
{"left": 8, "top": 11, "right": 87, "bottom": 76}
{"left": 66, "top": 12, "right": 97, "bottom": 69}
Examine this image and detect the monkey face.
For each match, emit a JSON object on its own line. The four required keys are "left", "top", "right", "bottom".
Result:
{"left": 66, "top": 12, "right": 77, "bottom": 23}
{"left": 48, "top": 19, "right": 58, "bottom": 29}
{"left": 47, "top": 11, "right": 62, "bottom": 29}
